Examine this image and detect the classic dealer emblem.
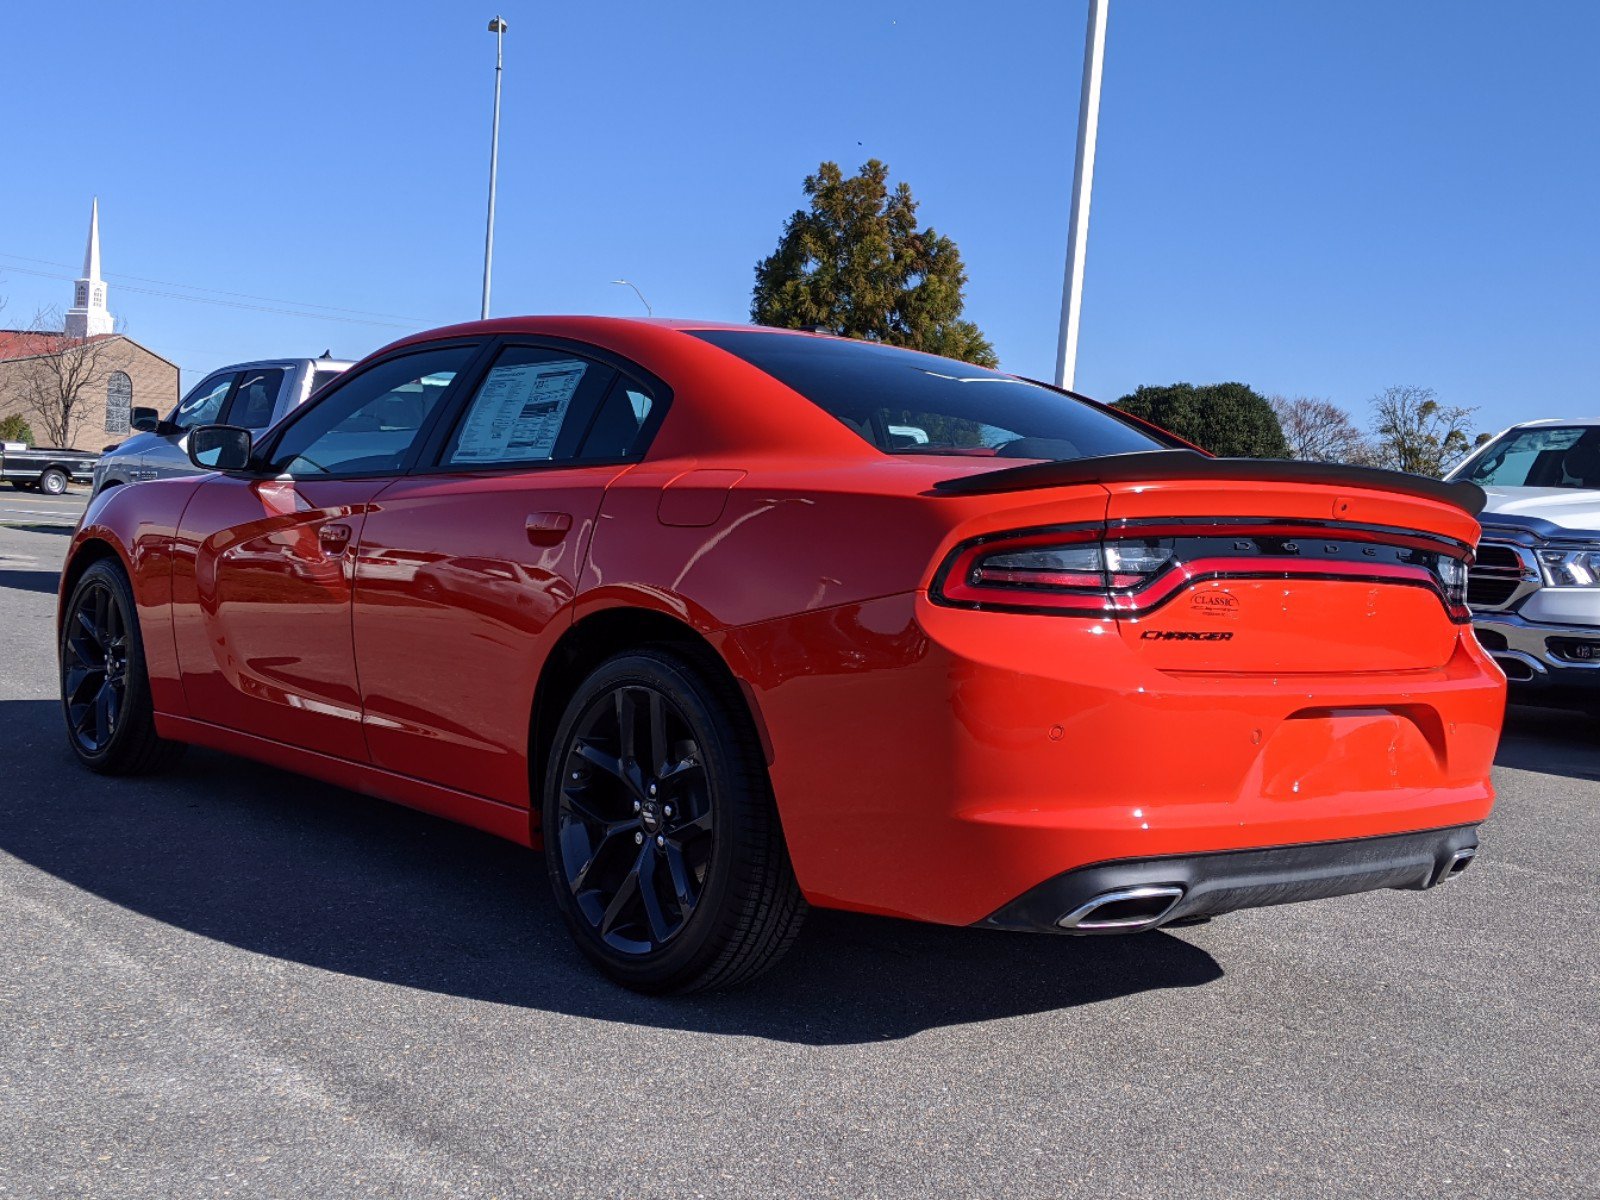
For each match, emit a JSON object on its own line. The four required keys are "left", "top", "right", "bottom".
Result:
{"left": 1190, "top": 591, "right": 1240, "bottom": 617}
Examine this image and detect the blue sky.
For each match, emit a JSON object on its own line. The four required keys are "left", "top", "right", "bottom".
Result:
{"left": 2, "top": 1, "right": 1595, "bottom": 436}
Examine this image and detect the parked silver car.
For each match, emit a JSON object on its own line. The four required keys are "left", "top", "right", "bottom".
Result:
{"left": 93, "top": 355, "right": 352, "bottom": 492}
{"left": 1447, "top": 418, "right": 1600, "bottom": 705}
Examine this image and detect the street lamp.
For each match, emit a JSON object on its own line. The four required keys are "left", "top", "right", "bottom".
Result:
{"left": 480, "top": 15, "right": 508, "bottom": 321}
{"left": 611, "top": 279, "right": 653, "bottom": 316}
{"left": 1054, "top": 0, "right": 1109, "bottom": 391}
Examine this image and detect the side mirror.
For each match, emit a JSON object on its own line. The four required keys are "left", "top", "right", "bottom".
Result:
{"left": 187, "top": 425, "right": 254, "bottom": 471}
{"left": 130, "top": 407, "right": 160, "bottom": 433}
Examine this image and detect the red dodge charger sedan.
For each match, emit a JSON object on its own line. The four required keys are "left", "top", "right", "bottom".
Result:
{"left": 58, "top": 318, "right": 1503, "bottom": 992}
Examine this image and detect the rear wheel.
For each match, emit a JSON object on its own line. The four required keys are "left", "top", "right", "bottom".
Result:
{"left": 542, "top": 647, "right": 805, "bottom": 993}
{"left": 60, "top": 559, "right": 186, "bottom": 775}
{"left": 40, "top": 469, "right": 68, "bottom": 495}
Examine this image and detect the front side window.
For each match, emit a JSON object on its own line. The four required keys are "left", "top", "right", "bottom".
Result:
{"left": 1459, "top": 426, "right": 1600, "bottom": 489}
{"left": 268, "top": 346, "right": 475, "bottom": 478}
{"left": 441, "top": 346, "right": 618, "bottom": 467}
{"left": 173, "top": 373, "right": 237, "bottom": 431}
{"left": 105, "top": 371, "right": 132, "bottom": 434}
{"left": 690, "top": 330, "right": 1169, "bottom": 462}
{"left": 224, "top": 367, "right": 286, "bottom": 430}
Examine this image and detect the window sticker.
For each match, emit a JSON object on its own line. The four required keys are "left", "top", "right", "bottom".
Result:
{"left": 454, "top": 359, "right": 588, "bottom": 462}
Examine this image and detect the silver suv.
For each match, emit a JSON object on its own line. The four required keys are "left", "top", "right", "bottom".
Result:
{"left": 1447, "top": 418, "right": 1600, "bottom": 704}
{"left": 94, "top": 355, "right": 352, "bottom": 492}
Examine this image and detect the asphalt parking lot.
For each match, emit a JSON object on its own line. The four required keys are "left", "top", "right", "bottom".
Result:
{"left": 0, "top": 492, "right": 1594, "bottom": 1199}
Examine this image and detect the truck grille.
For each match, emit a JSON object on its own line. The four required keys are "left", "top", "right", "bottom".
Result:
{"left": 1467, "top": 542, "right": 1531, "bottom": 610}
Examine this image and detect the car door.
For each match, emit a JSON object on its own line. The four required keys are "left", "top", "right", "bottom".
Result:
{"left": 141, "top": 371, "right": 239, "bottom": 482}
{"left": 171, "top": 343, "right": 482, "bottom": 760}
{"left": 352, "top": 341, "right": 666, "bottom": 805}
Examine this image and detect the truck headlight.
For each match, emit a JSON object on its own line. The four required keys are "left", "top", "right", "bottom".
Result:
{"left": 1537, "top": 548, "right": 1600, "bottom": 588}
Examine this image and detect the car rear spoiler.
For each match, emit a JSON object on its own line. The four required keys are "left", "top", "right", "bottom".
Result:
{"left": 931, "top": 450, "right": 1487, "bottom": 517}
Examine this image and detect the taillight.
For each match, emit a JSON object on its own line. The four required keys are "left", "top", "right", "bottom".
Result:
{"left": 933, "top": 523, "right": 1473, "bottom": 623}
{"left": 935, "top": 530, "right": 1175, "bottom": 613}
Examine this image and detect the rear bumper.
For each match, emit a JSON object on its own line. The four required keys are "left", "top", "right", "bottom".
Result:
{"left": 1474, "top": 612, "right": 1600, "bottom": 693}
{"left": 980, "top": 824, "right": 1480, "bottom": 933}
{"left": 736, "top": 594, "right": 1504, "bottom": 928}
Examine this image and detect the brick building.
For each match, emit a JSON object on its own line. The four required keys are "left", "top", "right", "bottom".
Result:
{"left": 0, "top": 201, "right": 179, "bottom": 450}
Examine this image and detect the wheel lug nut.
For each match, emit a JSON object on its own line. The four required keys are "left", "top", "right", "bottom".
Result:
{"left": 648, "top": 782, "right": 657, "bottom": 797}
{"left": 664, "top": 805, "right": 673, "bottom": 817}
{"left": 656, "top": 835, "right": 665, "bottom": 846}
{"left": 634, "top": 832, "right": 644, "bottom": 845}
{"left": 633, "top": 800, "right": 641, "bottom": 812}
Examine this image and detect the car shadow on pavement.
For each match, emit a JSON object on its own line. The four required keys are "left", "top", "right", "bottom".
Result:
{"left": 0, "top": 569, "right": 64, "bottom": 596}
{"left": 0, "top": 522, "right": 75, "bottom": 536}
{"left": 1496, "top": 703, "right": 1600, "bottom": 781}
{"left": 0, "top": 699, "right": 1222, "bottom": 1044}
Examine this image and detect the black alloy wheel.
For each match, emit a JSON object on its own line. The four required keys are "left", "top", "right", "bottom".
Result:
{"left": 63, "top": 575, "right": 128, "bottom": 754}
{"left": 543, "top": 648, "right": 806, "bottom": 993}
{"left": 59, "top": 560, "right": 185, "bottom": 774}
{"left": 557, "top": 683, "right": 712, "bottom": 954}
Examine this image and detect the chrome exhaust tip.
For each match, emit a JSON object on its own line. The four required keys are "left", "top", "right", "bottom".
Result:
{"left": 1058, "top": 884, "right": 1185, "bottom": 934}
{"left": 1440, "top": 845, "right": 1477, "bottom": 882}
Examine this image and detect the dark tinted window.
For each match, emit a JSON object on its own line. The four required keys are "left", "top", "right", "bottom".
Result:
{"left": 577, "top": 380, "right": 656, "bottom": 460}
{"left": 691, "top": 330, "right": 1168, "bottom": 461}
{"left": 310, "top": 368, "right": 345, "bottom": 397}
{"left": 268, "top": 347, "right": 473, "bottom": 477}
{"left": 224, "top": 367, "right": 286, "bottom": 429}
{"left": 441, "top": 346, "right": 617, "bottom": 467}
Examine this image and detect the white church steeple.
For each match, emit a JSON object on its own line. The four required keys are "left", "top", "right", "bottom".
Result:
{"left": 64, "top": 198, "right": 113, "bottom": 339}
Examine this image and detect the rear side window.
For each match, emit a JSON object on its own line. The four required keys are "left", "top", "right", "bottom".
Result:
{"left": 576, "top": 382, "right": 656, "bottom": 460}
{"left": 309, "top": 368, "right": 345, "bottom": 398}
{"left": 690, "top": 329, "right": 1168, "bottom": 462}
{"left": 442, "top": 346, "right": 618, "bottom": 467}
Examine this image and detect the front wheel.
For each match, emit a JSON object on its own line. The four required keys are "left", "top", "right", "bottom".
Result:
{"left": 542, "top": 647, "right": 805, "bottom": 993}
{"left": 60, "top": 559, "right": 186, "bottom": 774}
{"left": 40, "top": 469, "right": 68, "bottom": 495}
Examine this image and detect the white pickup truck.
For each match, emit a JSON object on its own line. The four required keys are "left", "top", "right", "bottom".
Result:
{"left": 1447, "top": 419, "right": 1600, "bottom": 706}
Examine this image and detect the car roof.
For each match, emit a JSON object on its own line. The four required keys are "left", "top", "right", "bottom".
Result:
{"left": 201, "top": 357, "right": 356, "bottom": 374}
{"left": 1500, "top": 417, "right": 1600, "bottom": 429}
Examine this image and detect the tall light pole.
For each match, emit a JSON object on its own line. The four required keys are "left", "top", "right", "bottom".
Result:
{"left": 480, "top": 16, "right": 507, "bottom": 321}
{"left": 1054, "top": 0, "right": 1109, "bottom": 392}
{"left": 611, "top": 279, "right": 653, "bottom": 316}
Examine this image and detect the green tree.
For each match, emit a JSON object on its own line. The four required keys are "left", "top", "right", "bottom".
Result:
{"left": 0, "top": 414, "right": 34, "bottom": 445}
{"left": 752, "top": 159, "right": 997, "bottom": 367}
{"left": 1116, "top": 382, "right": 1291, "bottom": 459}
{"left": 1369, "top": 385, "right": 1482, "bottom": 477}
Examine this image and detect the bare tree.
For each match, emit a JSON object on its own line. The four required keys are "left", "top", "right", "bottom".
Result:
{"left": 1369, "top": 385, "right": 1481, "bottom": 478}
{"left": 5, "top": 306, "right": 121, "bottom": 448}
{"left": 1269, "top": 395, "right": 1376, "bottom": 464}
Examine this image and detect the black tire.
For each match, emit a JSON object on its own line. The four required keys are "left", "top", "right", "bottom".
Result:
{"left": 542, "top": 646, "right": 806, "bottom": 993}
{"left": 40, "top": 469, "right": 68, "bottom": 495}
{"left": 59, "top": 559, "right": 186, "bottom": 775}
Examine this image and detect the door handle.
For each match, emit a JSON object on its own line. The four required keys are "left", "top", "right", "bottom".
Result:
{"left": 526, "top": 511, "right": 573, "bottom": 546}
{"left": 319, "top": 522, "right": 353, "bottom": 554}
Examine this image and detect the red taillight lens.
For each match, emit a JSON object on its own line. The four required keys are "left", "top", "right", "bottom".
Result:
{"left": 935, "top": 532, "right": 1175, "bottom": 612}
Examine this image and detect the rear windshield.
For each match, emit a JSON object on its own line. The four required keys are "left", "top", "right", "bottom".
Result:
{"left": 689, "top": 330, "right": 1169, "bottom": 461}
{"left": 1458, "top": 426, "right": 1600, "bottom": 489}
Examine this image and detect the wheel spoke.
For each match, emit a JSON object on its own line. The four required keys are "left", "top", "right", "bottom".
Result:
{"left": 647, "top": 690, "right": 669, "bottom": 775}
{"left": 670, "top": 810, "right": 713, "bottom": 842}
{"left": 662, "top": 842, "right": 696, "bottom": 920}
{"left": 92, "top": 682, "right": 114, "bottom": 744}
{"left": 572, "top": 739, "right": 628, "bottom": 786}
{"left": 570, "top": 820, "right": 638, "bottom": 894}
{"left": 615, "top": 688, "right": 639, "bottom": 767}
{"left": 599, "top": 853, "right": 644, "bottom": 937}
{"left": 658, "top": 752, "right": 702, "bottom": 783}
{"left": 637, "top": 847, "right": 671, "bottom": 943}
